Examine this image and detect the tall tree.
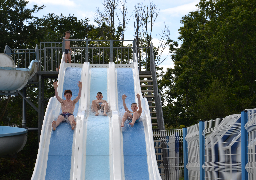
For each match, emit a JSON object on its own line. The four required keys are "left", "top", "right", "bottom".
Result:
{"left": 0, "top": 0, "right": 44, "bottom": 51}
{"left": 95, "top": 0, "right": 128, "bottom": 40}
{"left": 160, "top": 0, "right": 256, "bottom": 127}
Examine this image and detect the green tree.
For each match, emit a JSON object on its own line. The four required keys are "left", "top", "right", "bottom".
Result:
{"left": 0, "top": 0, "right": 44, "bottom": 51}
{"left": 160, "top": 0, "right": 256, "bottom": 127}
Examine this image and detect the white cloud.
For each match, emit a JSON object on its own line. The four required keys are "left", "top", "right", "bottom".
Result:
{"left": 161, "top": 1, "right": 199, "bottom": 17}
{"left": 28, "top": 0, "right": 76, "bottom": 7}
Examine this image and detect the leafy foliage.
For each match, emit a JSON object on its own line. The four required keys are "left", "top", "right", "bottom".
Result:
{"left": 0, "top": 0, "right": 44, "bottom": 50}
{"left": 160, "top": 0, "right": 256, "bottom": 127}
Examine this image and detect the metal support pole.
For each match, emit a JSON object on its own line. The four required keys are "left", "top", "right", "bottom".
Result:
{"left": 199, "top": 121, "right": 205, "bottom": 180}
{"left": 41, "top": 76, "right": 45, "bottom": 127}
{"left": 110, "top": 40, "right": 113, "bottom": 62}
{"left": 133, "top": 39, "right": 136, "bottom": 63}
{"left": 38, "top": 75, "right": 42, "bottom": 144}
{"left": 241, "top": 110, "right": 248, "bottom": 180}
{"left": 22, "top": 87, "right": 26, "bottom": 128}
{"left": 183, "top": 128, "right": 188, "bottom": 180}
{"left": 86, "top": 40, "right": 88, "bottom": 62}
{"left": 62, "top": 38, "right": 65, "bottom": 53}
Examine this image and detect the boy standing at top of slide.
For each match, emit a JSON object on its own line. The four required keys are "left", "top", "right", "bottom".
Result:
{"left": 64, "top": 31, "right": 72, "bottom": 63}
{"left": 121, "top": 94, "right": 142, "bottom": 127}
{"left": 52, "top": 81, "right": 82, "bottom": 131}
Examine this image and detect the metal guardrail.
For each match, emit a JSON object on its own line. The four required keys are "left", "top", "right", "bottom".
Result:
{"left": 4, "top": 45, "right": 39, "bottom": 69}
{"left": 150, "top": 44, "right": 165, "bottom": 130}
{"left": 153, "top": 129, "right": 184, "bottom": 180}
{"left": 4, "top": 39, "right": 152, "bottom": 72}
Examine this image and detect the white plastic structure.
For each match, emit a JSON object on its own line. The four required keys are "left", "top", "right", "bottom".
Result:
{"left": 185, "top": 114, "right": 242, "bottom": 180}
{"left": 0, "top": 53, "right": 38, "bottom": 92}
{"left": 32, "top": 58, "right": 161, "bottom": 179}
{"left": 0, "top": 126, "right": 28, "bottom": 156}
{"left": 31, "top": 55, "right": 66, "bottom": 180}
{"left": 245, "top": 109, "right": 256, "bottom": 180}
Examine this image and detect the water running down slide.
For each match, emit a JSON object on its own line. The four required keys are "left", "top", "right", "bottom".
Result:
{"left": 32, "top": 61, "right": 161, "bottom": 180}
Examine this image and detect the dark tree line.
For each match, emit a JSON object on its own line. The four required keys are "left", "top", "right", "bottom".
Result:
{"left": 160, "top": 0, "right": 256, "bottom": 128}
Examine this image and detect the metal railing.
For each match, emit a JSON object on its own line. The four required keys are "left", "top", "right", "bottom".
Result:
{"left": 153, "top": 129, "right": 184, "bottom": 180}
{"left": 4, "top": 39, "right": 152, "bottom": 72}
{"left": 150, "top": 44, "right": 165, "bottom": 130}
{"left": 4, "top": 45, "right": 39, "bottom": 68}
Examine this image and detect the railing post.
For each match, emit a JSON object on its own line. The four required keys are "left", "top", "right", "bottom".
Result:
{"left": 86, "top": 40, "right": 88, "bottom": 62}
{"left": 62, "top": 38, "right": 65, "bottom": 53}
{"left": 133, "top": 39, "right": 137, "bottom": 63}
{"left": 22, "top": 87, "right": 26, "bottom": 128}
{"left": 35, "top": 44, "right": 39, "bottom": 61}
{"left": 241, "top": 110, "right": 248, "bottom": 180}
{"left": 4, "top": 45, "right": 12, "bottom": 56}
{"left": 199, "top": 121, "right": 205, "bottom": 180}
{"left": 150, "top": 45, "right": 153, "bottom": 72}
{"left": 110, "top": 40, "right": 113, "bottom": 62}
{"left": 38, "top": 74, "right": 42, "bottom": 145}
{"left": 183, "top": 128, "right": 188, "bottom": 180}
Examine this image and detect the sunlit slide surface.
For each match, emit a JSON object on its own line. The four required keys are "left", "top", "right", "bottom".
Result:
{"left": 84, "top": 68, "right": 110, "bottom": 179}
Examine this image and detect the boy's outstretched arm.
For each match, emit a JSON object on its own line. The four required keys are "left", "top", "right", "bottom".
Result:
{"left": 53, "top": 81, "right": 63, "bottom": 103}
{"left": 137, "top": 94, "right": 142, "bottom": 113}
{"left": 122, "top": 94, "right": 130, "bottom": 112}
{"left": 73, "top": 81, "right": 82, "bottom": 104}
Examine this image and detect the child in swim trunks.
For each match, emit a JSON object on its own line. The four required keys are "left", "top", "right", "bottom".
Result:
{"left": 121, "top": 94, "right": 142, "bottom": 127}
{"left": 52, "top": 81, "right": 82, "bottom": 130}
{"left": 64, "top": 31, "right": 72, "bottom": 63}
{"left": 92, "top": 92, "right": 109, "bottom": 116}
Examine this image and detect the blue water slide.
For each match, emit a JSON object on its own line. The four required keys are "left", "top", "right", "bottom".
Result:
{"left": 45, "top": 67, "right": 82, "bottom": 180}
{"left": 84, "top": 68, "right": 110, "bottom": 180}
{"left": 32, "top": 61, "right": 83, "bottom": 180}
{"left": 116, "top": 68, "right": 149, "bottom": 180}
{"left": 32, "top": 61, "right": 161, "bottom": 180}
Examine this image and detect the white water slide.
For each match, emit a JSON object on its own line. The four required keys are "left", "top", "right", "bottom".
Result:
{"left": 32, "top": 56, "right": 161, "bottom": 180}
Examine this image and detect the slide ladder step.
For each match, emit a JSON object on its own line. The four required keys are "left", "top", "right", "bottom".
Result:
{"left": 139, "top": 75, "right": 152, "bottom": 78}
{"left": 140, "top": 80, "right": 153, "bottom": 83}
{"left": 142, "top": 90, "right": 154, "bottom": 92}
{"left": 141, "top": 85, "right": 153, "bottom": 87}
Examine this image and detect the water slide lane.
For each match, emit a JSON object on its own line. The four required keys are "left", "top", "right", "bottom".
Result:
{"left": 116, "top": 68, "right": 149, "bottom": 180}
{"left": 84, "top": 68, "right": 110, "bottom": 180}
{"left": 45, "top": 67, "right": 81, "bottom": 180}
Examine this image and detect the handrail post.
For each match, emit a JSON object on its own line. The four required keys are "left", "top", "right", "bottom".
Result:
{"left": 35, "top": 44, "right": 39, "bottom": 61}
{"left": 199, "top": 121, "right": 205, "bottom": 180}
{"left": 62, "top": 38, "right": 65, "bottom": 53}
{"left": 133, "top": 39, "right": 137, "bottom": 63}
{"left": 110, "top": 40, "right": 113, "bottom": 62}
{"left": 150, "top": 45, "right": 153, "bottom": 72}
{"left": 22, "top": 87, "right": 27, "bottom": 128}
{"left": 183, "top": 128, "right": 188, "bottom": 180}
{"left": 241, "top": 110, "right": 248, "bottom": 180}
{"left": 86, "top": 40, "right": 88, "bottom": 62}
{"left": 4, "top": 45, "right": 12, "bottom": 56}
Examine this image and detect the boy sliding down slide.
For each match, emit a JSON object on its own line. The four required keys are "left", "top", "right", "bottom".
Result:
{"left": 121, "top": 94, "right": 142, "bottom": 127}
{"left": 92, "top": 92, "right": 109, "bottom": 116}
{"left": 52, "top": 81, "right": 82, "bottom": 131}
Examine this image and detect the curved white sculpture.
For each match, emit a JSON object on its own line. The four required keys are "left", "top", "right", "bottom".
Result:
{"left": 0, "top": 53, "right": 38, "bottom": 92}
{"left": 0, "top": 126, "right": 27, "bottom": 156}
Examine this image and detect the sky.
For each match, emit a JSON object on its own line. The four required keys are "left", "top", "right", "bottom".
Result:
{"left": 26, "top": 0, "right": 200, "bottom": 70}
